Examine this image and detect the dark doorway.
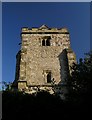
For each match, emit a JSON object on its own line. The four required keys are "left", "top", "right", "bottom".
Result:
{"left": 47, "top": 72, "right": 51, "bottom": 83}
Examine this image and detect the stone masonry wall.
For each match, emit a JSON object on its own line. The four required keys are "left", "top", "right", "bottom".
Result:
{"left": 14, "top": 25, "right": 76, "bottom": 95}
{"left": 19, "top": 32, "right": 70, "bottom": 86}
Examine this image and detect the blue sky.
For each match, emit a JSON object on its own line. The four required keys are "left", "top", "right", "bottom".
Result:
{"left": 2, "top": 2, "right": 90, "bottom": 83}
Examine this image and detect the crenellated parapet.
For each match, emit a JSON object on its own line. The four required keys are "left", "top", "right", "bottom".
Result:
{"left": 21, "top": 25, "right": 69, "bottom": 34}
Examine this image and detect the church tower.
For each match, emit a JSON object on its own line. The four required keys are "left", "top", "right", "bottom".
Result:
{"left": 13, "top": 25, "right": 76, "bottom": 97}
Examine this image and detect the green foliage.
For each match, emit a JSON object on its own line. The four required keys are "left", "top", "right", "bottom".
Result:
{"left": 2, "top": 90, "right": 64, "bottom": 119}
{"left": 2, "top": 81, "right": 12, "bottom": 91}
{"left": 68, "top": 51, "right": 92, "bottom": 101}
{"left": 2, "top": 90, "right": 91, "bottom": 119}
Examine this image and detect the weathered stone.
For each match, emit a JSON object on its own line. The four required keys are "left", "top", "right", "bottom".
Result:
{"left": 13, "top": 25, "right": 76, "bottom": 99}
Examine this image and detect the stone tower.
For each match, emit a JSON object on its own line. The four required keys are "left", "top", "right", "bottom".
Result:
{"left": 13, "top": 25, "right": 76, "bottom": 97}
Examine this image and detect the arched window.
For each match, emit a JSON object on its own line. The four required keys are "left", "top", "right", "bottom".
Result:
{"left": 42, "top": 39, "right": 45, "bottom": 46}
{"left": 46, "top": 38, "right": 50, "bottom": 46}
{"left": 47, "top": 72, "right": 51, "bottom": 83}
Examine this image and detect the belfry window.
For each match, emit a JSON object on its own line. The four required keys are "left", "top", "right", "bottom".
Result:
{"left": 42, "top": 36, "right": 51, "bottom": 46}
{"left": 42, "top": 39, "right": 45, "bottom": 46}
{"left": 46, "top": 38, "right": 50, "bottom": 46}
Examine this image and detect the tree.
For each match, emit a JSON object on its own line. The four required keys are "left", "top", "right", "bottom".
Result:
{"left": 68, "top": 51, "right": 92, "bottom": 101}
{"left": 2, "top": 81, "right": 12, "bottom": 91}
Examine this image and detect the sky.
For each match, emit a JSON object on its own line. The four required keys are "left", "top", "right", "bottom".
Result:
{"left": 2, "top": 2, "right": 90, "bottom": 83}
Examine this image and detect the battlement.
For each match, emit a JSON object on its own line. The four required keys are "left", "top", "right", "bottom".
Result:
{"left": 21, "top": 25, "right": 69, "bottom": 34}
